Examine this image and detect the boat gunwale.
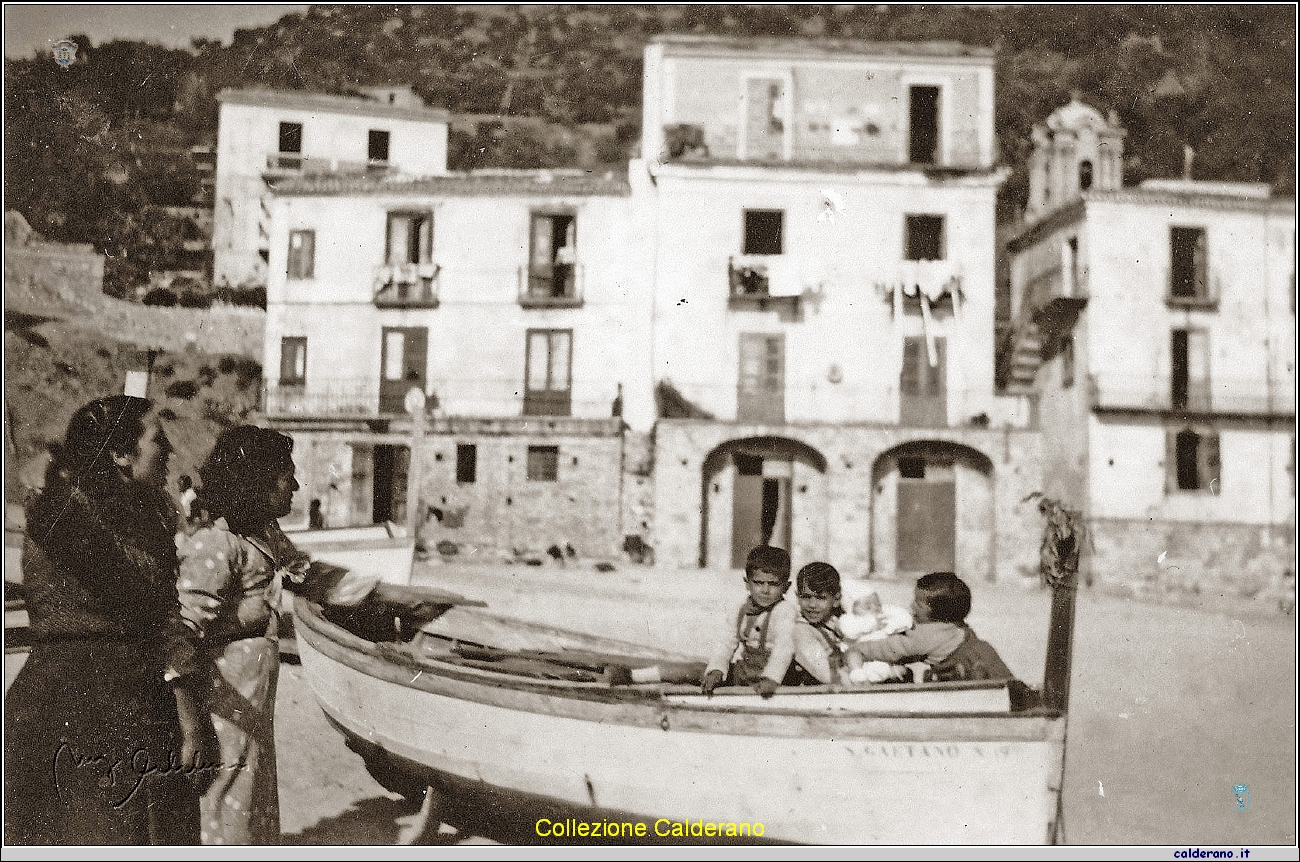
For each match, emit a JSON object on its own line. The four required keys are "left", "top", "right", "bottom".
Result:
{"left": 295, "top": 597, "right": 1066, "bottom": 742}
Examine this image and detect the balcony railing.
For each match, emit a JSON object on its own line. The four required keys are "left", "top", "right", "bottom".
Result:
{"left": 518, "top": 263, "right": 584, "bottom": 308}
{"left": 728, "top": 255, "right": 804, "bottom": 309}
{"left": 264, "top": 378, "right": 381, "bottom": 418}
{"left": 264, "top": 376, "right": 626, "bottom": 422}
{"left": 1090, "top": 375, "right": 1295, "bottom": 416}
{"left": 374, "top": 263, "right": 440, "bottom": 308}
{"left": 264, "top": 152, "right": 390, "bottom": 176}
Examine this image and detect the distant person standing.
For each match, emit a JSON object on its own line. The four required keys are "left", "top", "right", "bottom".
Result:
{"left": 5, "top": 396, "right": 214, "bottom": 845}
{"left": 308, "top": 498, "right": 325, "bottom": 530}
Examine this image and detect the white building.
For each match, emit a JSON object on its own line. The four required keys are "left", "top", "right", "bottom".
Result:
{"left": 639, "top": 35, "right": 1041, "bottom": 578}
{"left": 1003, "top": 99, "right": 1296, "bottom": 597}
{"left": 212, "top": 87, "right": 449, "bottom": 290}
{"left": 261, "top": 169, "right": 653, "bottom": 558}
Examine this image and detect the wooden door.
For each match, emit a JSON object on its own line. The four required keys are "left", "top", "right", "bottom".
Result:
{"left": 897, "top": 461, "right": 956, "bottom": 573}
{"left": 900, "top": 336, "right": 946, "bottom": 426}
{"left": 731, "top": 453, "right": 765, "bottom": 569}
{"left": 380, "top": 327, "right": 428, "bottom": 414}
{"left": 737, "top": 333, "right": 785, "bottom": 424}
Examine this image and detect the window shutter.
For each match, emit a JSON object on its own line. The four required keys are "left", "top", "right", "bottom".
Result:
{"left": 1202, "top": 432, "right": 1221, "bottom": 494}
{"left": 1164, "top": 427, "right": 1177, "bottom": 495}
{"left": 1192, "top": 229, "right": 1207, "bottom": 299}
{"left": 387, "top": 215, "right": 406, "bottom": 266}
{"left": 901, "top": 337, "right": 920, "bottom": 396}
{"left": 418, "top": 215, "right": 433, "bottom": 263}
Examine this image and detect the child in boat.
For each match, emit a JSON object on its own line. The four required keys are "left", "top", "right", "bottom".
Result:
{"left": 701, "top": 545, "right": 797, "bottom": 699}
{"left": 840, "top": 586, "right": 913, "bottom": 684}
{"left": 843, "top": 572, "right": 1013, "bottom": 683}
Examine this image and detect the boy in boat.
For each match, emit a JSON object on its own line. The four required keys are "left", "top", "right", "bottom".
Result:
{"left": 782, "top": 561, "right": 847, "bottom": 685}
{"left": 844, "top": 572, "right": 1013, "bottom": 683}
{"left": 701, "top": 545, "right": 797, "bottom": 699}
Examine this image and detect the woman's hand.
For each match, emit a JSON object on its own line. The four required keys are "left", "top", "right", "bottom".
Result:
{"left": 755, "top": 677, "right": 780, "bottom": 699}
{"left": 173, "top": 684, "right": 220, "bottom": 795}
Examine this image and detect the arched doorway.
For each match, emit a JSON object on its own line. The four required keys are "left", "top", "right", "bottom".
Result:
{"left": 700, "top": 436, "right": 828, "bottom": 569}
{"left": 871, "top": 440, "right": 994, "bottom": 580}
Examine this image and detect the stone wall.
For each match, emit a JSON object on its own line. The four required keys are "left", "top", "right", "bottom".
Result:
{"left": 285, "top": 423, "right": 627, "bottom": 560}
{"left": 653, "top": 419, "right": 1043, "bottom": 582}
{"left": 1088, "top": 517, "right": 1295, "bottom": 602}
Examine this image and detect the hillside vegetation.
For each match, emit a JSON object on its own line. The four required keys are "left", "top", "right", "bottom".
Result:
{"left": 4, "top": 4, "right": 1294, "bottom": 290}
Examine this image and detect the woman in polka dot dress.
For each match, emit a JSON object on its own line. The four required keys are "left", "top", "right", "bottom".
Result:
{"left": 177, "top": 426, "right": 377, "bottom": 845}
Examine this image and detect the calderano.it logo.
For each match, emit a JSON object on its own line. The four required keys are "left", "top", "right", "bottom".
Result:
{"left": 52, "top": 38, "right": 78, "bottom": 68}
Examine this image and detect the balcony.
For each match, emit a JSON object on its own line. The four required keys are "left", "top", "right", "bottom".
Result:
{"left": 264, "top": 378, "right": 382, "bottom": 419}
{"left": 728, "top": 255, "right": 802, "bottom": 311}
{"left": 263, "top": 152, "right": 390, "bottom": 177}
{"left": 518, "top": 263, "right": 584, "bottom": 308}
{"left": 876, "top": 260, "right": 966, "bottom": 318}
{"left": 374, "top": 263, "right": 439, "bottom": 309}
{"left": 1090, "top": 375, "right": 1295, "bottom": 418}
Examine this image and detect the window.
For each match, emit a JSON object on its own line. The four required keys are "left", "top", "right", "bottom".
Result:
{"left": 897, "top": 456, "right": 926, "bottom": 480}
{"left": 527, "top": 212, "right": 577, "bottom": 300}
{"left": 524, "top": 329, "right": 572, "bottom": 416}
{"left": 278, "top": 121, "right": 303, "bottom": 155}
{"left": 736, "top": 333, "right": 785, "bottom": 423}
{"left": 527, "top": 445, "right": 558, "bottom": 481}
{"left": 1079, "top": 160, "right": 1094, "bottom": 191}
{"left": 743, "top": 210, "right": 783, "bottom": 255}
{"left": 1171, "top": 328, "right": 1210, "bottom": 410}
{"left": 908, "top": 85, "right": 940, "bottom": 164}
{"left": 287, "top": 230, "right": 315, "bottom": 279}
{"left": 368, "top": 129, "right": 390, "bottom": 165}
{"left": 379, "top": 326, "right": 428, "bottom": 413}
{"left": 456, "top": 444, "right": 477, "bottom": 484}
{"left": 1168, "top": 427, "right": 1220, "bottom": 493}
{"left": 280, "top": 337, "right": 306, "bottom": 385}
{"left": 1170, "top": 227, "right": 1209, "bottom": 302}
{"left": 386, "top": 212, "right": 433, "bottom": 265}
{"left": 905, "top": 215, "right": 945, "bottom": 261}
{"left": 900, "top": 336, "right": 947, "bottom": 426}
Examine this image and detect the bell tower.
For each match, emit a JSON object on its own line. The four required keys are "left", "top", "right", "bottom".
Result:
{"left": 1025, "top": 97, "right": 1126, "bottom": 221}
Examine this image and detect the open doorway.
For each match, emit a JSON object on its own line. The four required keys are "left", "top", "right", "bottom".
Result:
{"left": 729, "top": 452, "right": 793, "bottom": 569}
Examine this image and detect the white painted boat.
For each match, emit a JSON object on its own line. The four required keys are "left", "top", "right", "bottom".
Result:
{"left": 285, "top": 524, "right": 416, "bottom": 586}
{"left": 293, "top": 587, "right": 1074, "bottom": 845}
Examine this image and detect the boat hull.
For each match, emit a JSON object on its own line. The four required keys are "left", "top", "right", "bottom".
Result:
{"left": 295, "top": 598, "right": 1066, "bottom": 845}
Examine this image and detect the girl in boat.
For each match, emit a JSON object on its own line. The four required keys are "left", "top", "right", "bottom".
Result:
{"left": 5, "top": 396, "right": 214, "bottom": 845}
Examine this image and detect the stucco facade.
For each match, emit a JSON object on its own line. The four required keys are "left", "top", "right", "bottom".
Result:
{"left": 1006, "top": 112, "right": 1296, "bottom": 597}
{"left": 260, "top": 171, "right": 653, "bottom": 556}
{"left": 637, "top": 36, "right": 1037, "bottom": 580}
{"left": 213, "top": 88, "right": 449, "bottom": 291}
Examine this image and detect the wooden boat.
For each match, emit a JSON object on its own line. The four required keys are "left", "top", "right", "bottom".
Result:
{"left": 285, "top": 524, "right": 417, "bottom": 586}
{"left": 293, "top": 578, "right": 1077, "bottom": 845}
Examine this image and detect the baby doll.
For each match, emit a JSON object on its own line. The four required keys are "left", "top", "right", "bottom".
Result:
{"left": 839, "top": 589, "right": 913, "bottom": 684}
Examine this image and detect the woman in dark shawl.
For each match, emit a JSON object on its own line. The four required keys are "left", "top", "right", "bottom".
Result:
{"left": 4, "top": 395, "right": 214, "bottom": 845}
